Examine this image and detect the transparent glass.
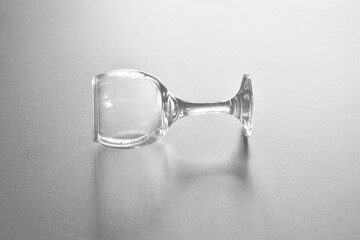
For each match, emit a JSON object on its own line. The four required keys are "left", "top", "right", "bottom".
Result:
{"left": 92, "top": 69, "right": 253, "bottom": 148}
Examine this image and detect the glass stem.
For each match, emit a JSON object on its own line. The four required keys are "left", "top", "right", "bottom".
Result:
{"left": 176, "top": 98, "right": 234, "bottom": 119}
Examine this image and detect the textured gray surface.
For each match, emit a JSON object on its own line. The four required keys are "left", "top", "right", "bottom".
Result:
{"left": 0, "top": 0, "right": 359, "bottom": 240}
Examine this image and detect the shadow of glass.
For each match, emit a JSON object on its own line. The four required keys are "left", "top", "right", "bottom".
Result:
{"left": 138, "top": 135, "right": 259, "bottom": 240}
{"left": 94, "top": 134, "right": 252, "bottom": 240}
{"left": 94, "top": 143, "right": 169, "bottom": 240}
{"left": 169, "top": 134, "right": 250, "bottom": 186}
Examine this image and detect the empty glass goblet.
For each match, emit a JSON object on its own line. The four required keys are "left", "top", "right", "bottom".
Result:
{"left": 92, "top": 69, "right": 253, "bottom": 148}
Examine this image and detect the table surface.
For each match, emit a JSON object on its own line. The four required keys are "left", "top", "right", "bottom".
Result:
{"left": 0, "top": 1, "right": 359, "bottom": 240}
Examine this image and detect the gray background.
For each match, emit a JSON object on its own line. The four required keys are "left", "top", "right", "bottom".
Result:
{"left": 0, "top": 0, "right": 359, "bottom": 239}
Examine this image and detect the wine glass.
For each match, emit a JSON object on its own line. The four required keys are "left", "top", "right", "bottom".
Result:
{"left": 92, "top": 69, "right": 253, "bottom": 148}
